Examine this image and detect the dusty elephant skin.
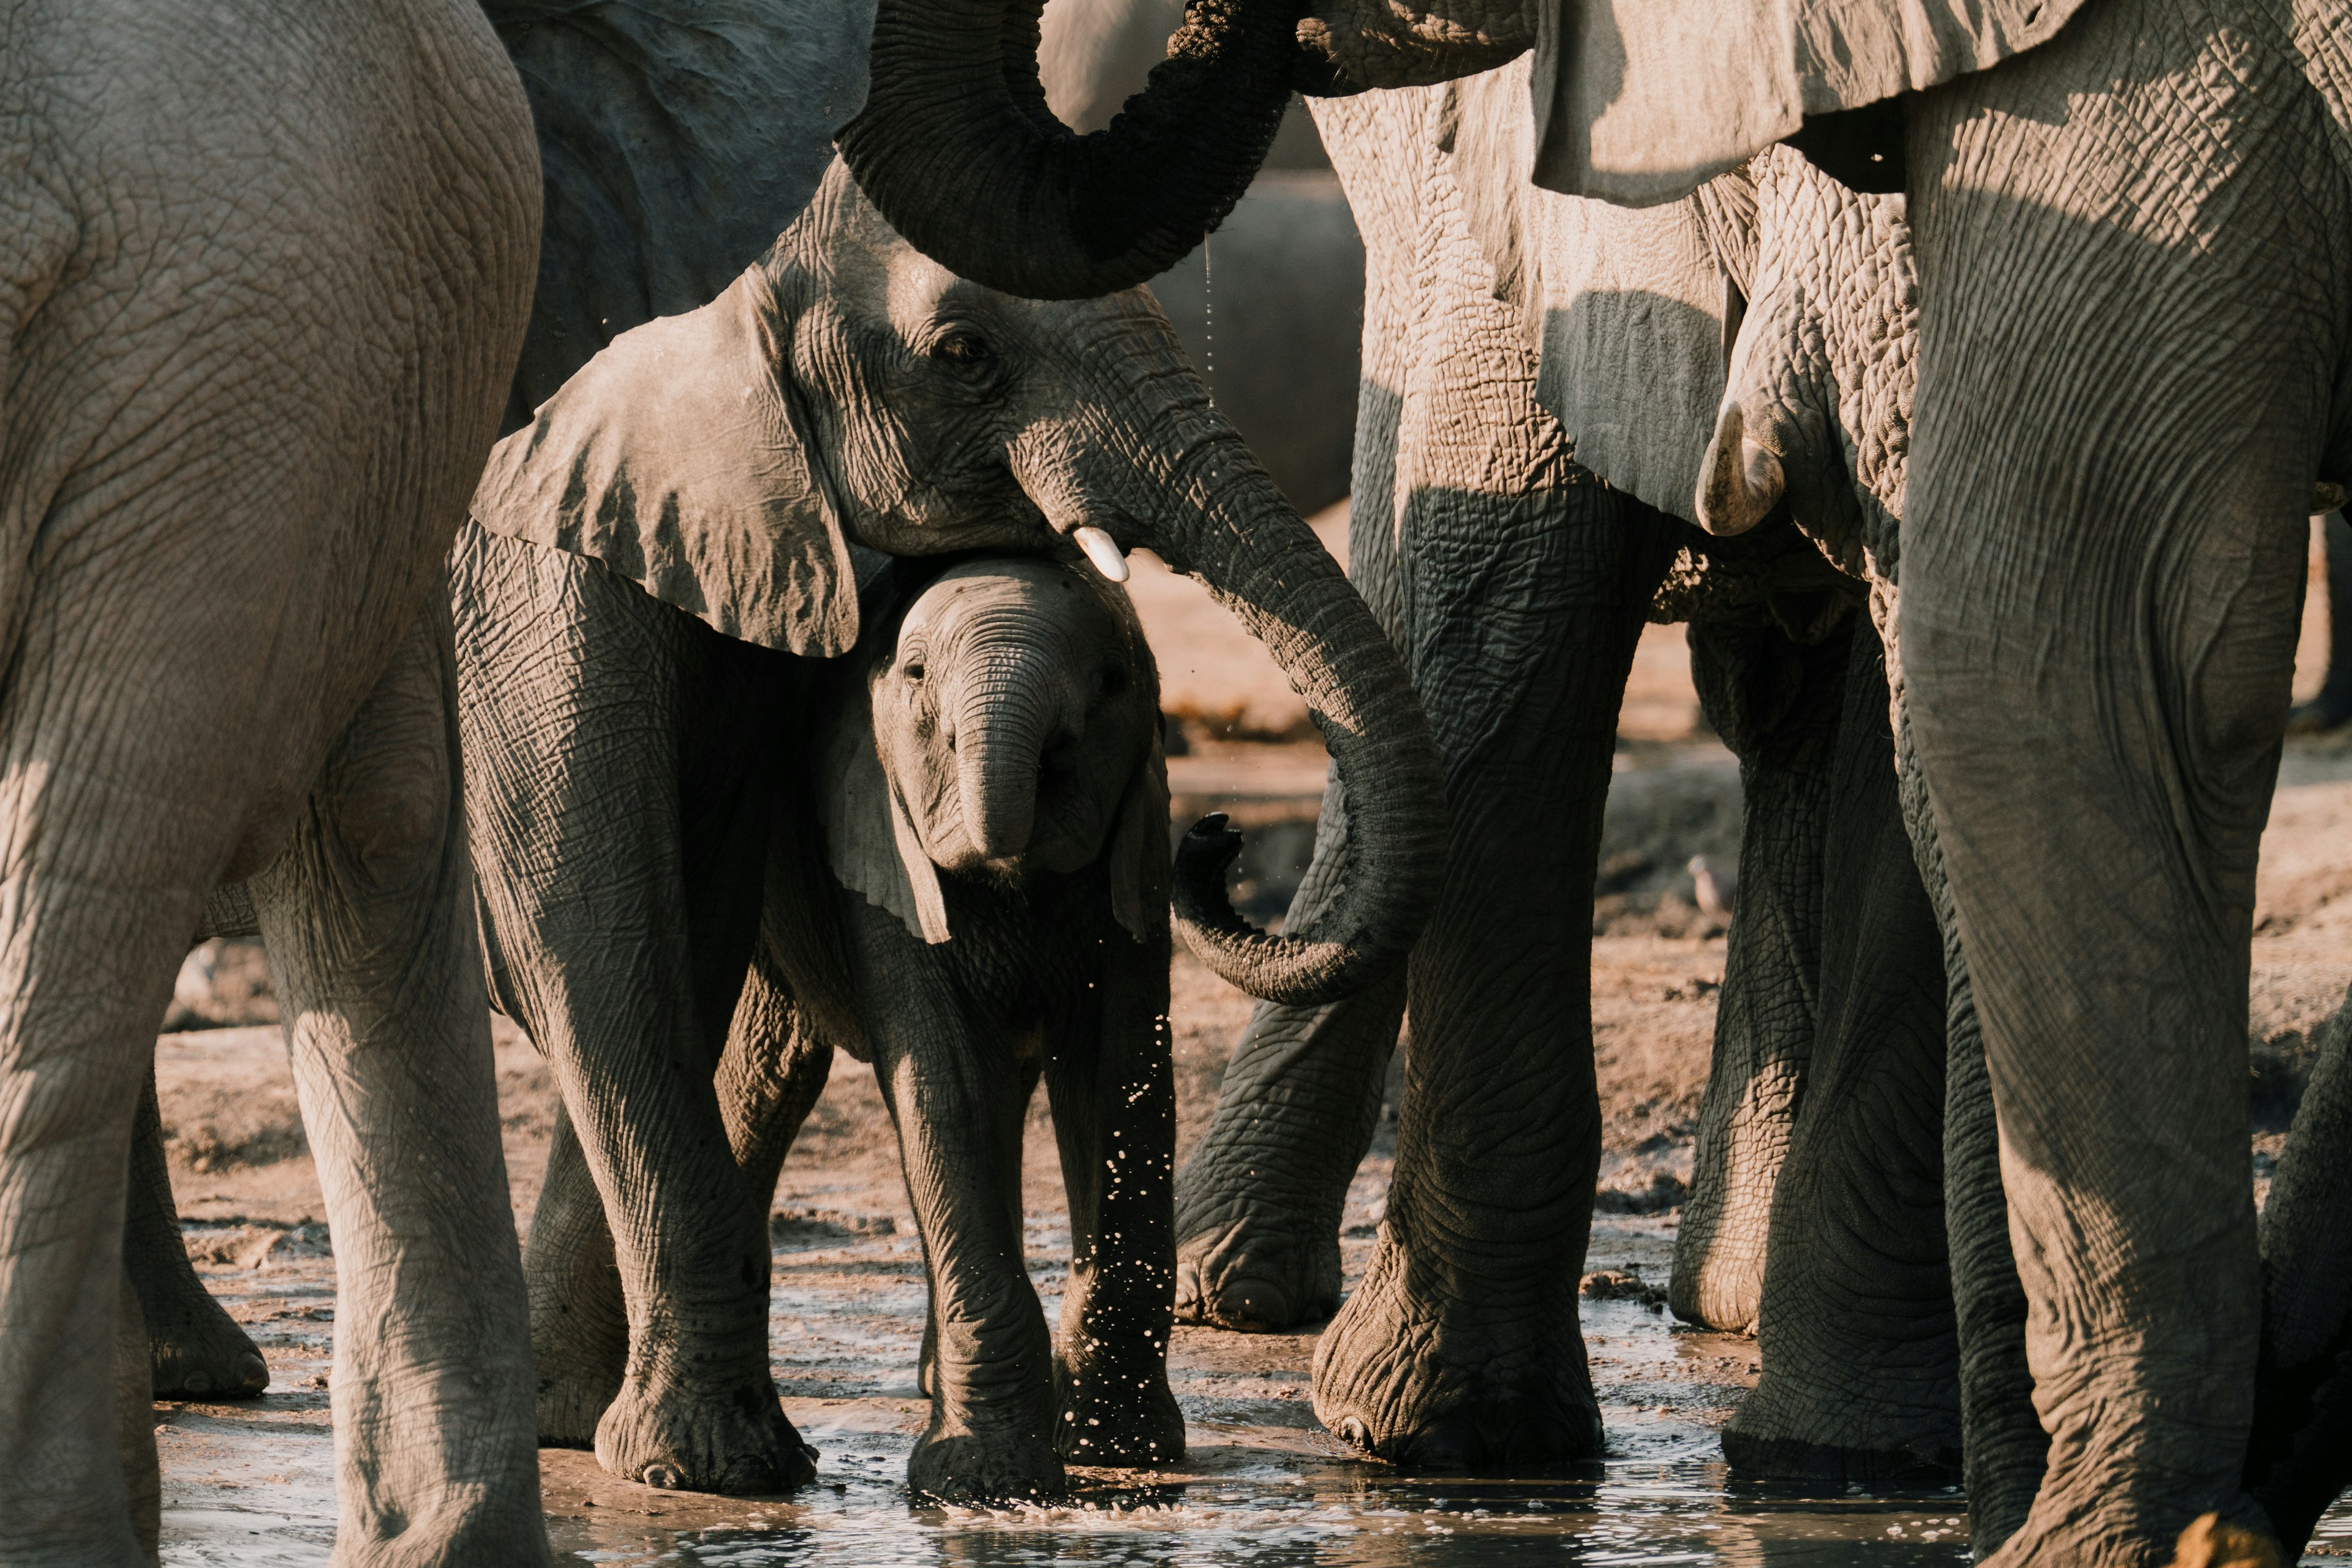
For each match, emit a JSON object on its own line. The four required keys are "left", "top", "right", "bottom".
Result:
{"left": 0, "top": 3, "right": 547, "bottom": 1565}
{"left": 457, "top": 159, "right": 1441, "bottom": 1498}
{"left": 846, "top": 0, "right": 2352, "bottom": 1559}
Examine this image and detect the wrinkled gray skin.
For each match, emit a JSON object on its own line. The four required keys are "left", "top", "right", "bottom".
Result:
{"left": 1153, "top": 83, "right": 1947, "bottom": 1476}
{"left": 455, "top": 160, "right": 1442, "bottom": 1498}
{"left": 0, "top": 3, "right": 546, "bottom": 1564}
{"left": 1700, "top": 146, "right": 2043, "bottom": 1543}
{"left": 519, "top": 554, "right": 1186, "bottom": 1502}
{"left": 123, "top": 0, "right": 885, "bottom": 1414}
{"left": 844, "top": 0, "right": 2352, "bottom": 1559}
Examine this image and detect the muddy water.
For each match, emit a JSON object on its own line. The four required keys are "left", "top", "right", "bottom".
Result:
{"left": 159, "top": 1166, "right": 1986, "bottom": 1568}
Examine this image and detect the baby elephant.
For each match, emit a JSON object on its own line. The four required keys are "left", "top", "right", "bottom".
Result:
{"left": 529, "top": 551, "right": 1186, "bottom": 1502}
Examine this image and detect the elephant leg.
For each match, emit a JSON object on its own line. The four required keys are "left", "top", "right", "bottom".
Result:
{"left": 115, "top": 1268, "right": 159, "bottom": 1562}
{"left": 1904, "top": 3, "right": 2341, "bottom": 1557}
{"left": 521, "top": 813, "right": 838, "bottom": 1450}
{"left": 454, "top": 524, "right": 812, "bottom": 1496}
{"left": 249, "top": 598, "right": 546, "bottom": 1565}
{"left": 1723, "top": 622, "right": 1961, "bottom": 1481}
{"left": 1669, "top": 613, "right": 1852, "bottom": 1332}
{"left": 1045, "top": 926, "right": 1183, "bottom": 1468}
{"left": 524, "top": 1102, "right": 629, "bottom": 1446}
{"left": 2244, "top": 1001, "right": 2352, "bottom": 1553}
{"left": 1888, "top": 633, "right": 2045, "bottom": 1557}
{"left": 851, "top": 900, "right": 1061, "bottom": 1502}
{"left": 1311, "top": 470, "right": 1680, "bottom": 1467}
{"left": 125, "top": 1061, "right": 269, "bottom": 1400}
{"left": 1171, "top": 923, "right": 1405, "bottom": 1330}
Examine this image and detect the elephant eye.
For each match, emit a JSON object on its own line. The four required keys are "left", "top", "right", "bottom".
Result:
{"left": 929, "top": 330, "right": 995, "bottom": 374}
{"left": 1098, "top": 664, "right": 1128, "bottom": 698}
{"left": 902, "top": 659, "right": 926, "bottom": 682}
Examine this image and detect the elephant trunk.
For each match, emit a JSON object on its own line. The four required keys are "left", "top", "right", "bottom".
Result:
{"left": 1020, "top": 292, "right": 1444, "bottom": 1004}
{"left": 951, "top": 649, "right": 1064, "bottom": 863}
{"left": 835, "top": 0, "right": 1302, "bottom": 300}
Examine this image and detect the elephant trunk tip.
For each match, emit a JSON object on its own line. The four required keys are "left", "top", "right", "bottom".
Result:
{"left": 1173, "top": 812, "right": 1395, "bottom": 1007}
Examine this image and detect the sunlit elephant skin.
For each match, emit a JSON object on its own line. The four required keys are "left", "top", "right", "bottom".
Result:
{"left": 1159, "top": 77, "right": 1936, "bottom": 1470}
{"left": 521, "top": 554, "right": 1185, "bottom": 1503}
{"left": 0, "top": 4, "right": 546, "bottom": 1564}
{"left": 456, "top": 160, "right": 1441, "bottom": 1497}
{"left": 1699, "top": 145, "right": 2040, "bottom": 1539}
{"left": 116, "top": 0, "right": 886, "bottom": 1421}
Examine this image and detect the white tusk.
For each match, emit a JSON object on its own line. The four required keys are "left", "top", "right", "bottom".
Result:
{"left": 1072, "top": 524, "right": 1129, "bottom": 583}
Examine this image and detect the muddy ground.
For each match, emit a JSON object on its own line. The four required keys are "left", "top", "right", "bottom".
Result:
{"left": 146, "top": 519, "right": 2352, "bottom": 1562}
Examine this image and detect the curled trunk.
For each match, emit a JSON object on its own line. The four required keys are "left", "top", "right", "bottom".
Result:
{"left": 837, "top": 0, "right": 1302, "bottom": 300}
{"left": 1014, "top": 295, "right": 1442, "bottom": 1001}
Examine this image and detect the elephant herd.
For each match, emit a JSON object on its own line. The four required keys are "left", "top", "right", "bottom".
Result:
{"left": 2, "top": 1, "right": 2348, "bottom": 1566}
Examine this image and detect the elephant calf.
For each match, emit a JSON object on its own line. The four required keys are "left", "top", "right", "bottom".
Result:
{"left": 524, "top": 551, "right": 1186, "bottom": 1502}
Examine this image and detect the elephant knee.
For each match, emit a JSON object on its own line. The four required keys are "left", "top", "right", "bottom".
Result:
{"left": 317, "top": 726, "right": 454, "bottom": 899}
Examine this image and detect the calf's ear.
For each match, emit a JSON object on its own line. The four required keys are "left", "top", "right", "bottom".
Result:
{"left": 469, "top": 271, "right": 860, "bottom": 657}
{"left": 820, "top": 681, "right": 952, "bottom": 945}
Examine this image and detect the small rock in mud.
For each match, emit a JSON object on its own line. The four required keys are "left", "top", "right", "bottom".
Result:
{"left": 1580, "top": 1269, "right": 1668, "bottom": 1308}
{"left": 770, "top": 1208, "right": 897, "bottom": 1248}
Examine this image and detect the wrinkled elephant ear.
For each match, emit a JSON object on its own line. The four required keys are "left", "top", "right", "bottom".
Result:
{"left": 470, "top": 271, "right": 861, "bottom": 657}
{"left": 483, "top": 0, "right": 879, "bottom": 422}
{"left": 1108, "top": 720, "right": 1173, "bottom": 945}
{"left": 820, "top": 676, "right": 952, "bottom": 945}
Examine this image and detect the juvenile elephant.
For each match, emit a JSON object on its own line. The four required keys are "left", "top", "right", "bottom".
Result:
{"left": 0, "top": 4, "right": 547, "bottom": 1562}
{"left": 526, "top": 552, "right": 1186, "bottom": 1501}
{"left": 456, "top": 157, "right": 1443, "bottom": 1498}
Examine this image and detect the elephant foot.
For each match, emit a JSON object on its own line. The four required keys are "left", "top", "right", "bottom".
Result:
{"left": 147, "top": 1294, "right": 270, "bottom": 1400}
{"left": 1311, "top": 1238, "right": 1601, "bottom": 1468}
{"left": 908, "top": 1426, "right": 1066, "bottom": 1504}
{"left": 1172, "top": 1216, "right": 1339, "bottom": 1332}
{"left": 535, "top": 1357, "right": 623, "bottom": 1449}
{"left": 1055, "top": 1354, "right": 1186, "bottom": 1468}
{"left": 1719, "top": 1428, "right": 1960, "bottom": 1488}
{"left": 593, "top": 1371, "right": 816, "bottom": 1494}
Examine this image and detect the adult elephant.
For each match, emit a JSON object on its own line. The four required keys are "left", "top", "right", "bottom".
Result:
{"left": 0, "top": 2, "right": 546, "bottom": 1562}
{"left": 459, "top": 158, "right": 1446, "bottom": 1497}
{"left": 838, "top": 0, "right": 2352, "bottom": 1563}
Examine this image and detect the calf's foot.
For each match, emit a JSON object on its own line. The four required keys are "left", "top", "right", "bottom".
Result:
{"left": 535, "top": 1357, "right": 622, "bottom": 1449}
{"left": 595, "top": 1370, "right": 815, "bottom": 1494}
{"left": 908, "top": 1427, "right": 1065, "bottom": 1503}
{"left": 1312, "top": 1236, "right": 1600, "bottom": 1467}
{"left": 1055, "top": 1353, "right": 1185, "bottom": 1468}
{"left": 147, "top": 1300, "right": 270, "bottom": 1401}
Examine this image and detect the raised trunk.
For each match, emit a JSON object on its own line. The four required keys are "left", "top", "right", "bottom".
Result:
{"left": 837, "top": 0, "right": 1303, "bottom": 300}
{"left": 1019, "top": 290, "right": 1444, "bottom": 1005}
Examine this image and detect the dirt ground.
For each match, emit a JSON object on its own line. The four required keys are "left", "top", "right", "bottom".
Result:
{"left": 145, "top": 518, "right": 2352, "bottom": 1561}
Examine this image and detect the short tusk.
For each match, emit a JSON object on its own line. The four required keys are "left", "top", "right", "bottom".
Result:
{"left": 1072, "top": 524, "right": 1130, "bottom": 584}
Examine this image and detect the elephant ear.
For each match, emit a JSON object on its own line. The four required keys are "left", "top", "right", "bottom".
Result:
{"left": 820, "top": 673, "right": 952, "bottom": 946}
{"left": 469, "top": 271, "right": 861, "bottom": 657}
{"left": 1524, "top": 0, "right": 2086, "bottom": 205}
{"left": 484, "top": 0, "right": 878, "bottom": 424}
{"left": 1108, "top": 720, "right": 1173, "bottom": 946}
{"left": 1443, "top": 58, "right": 1741, "bottom": 529}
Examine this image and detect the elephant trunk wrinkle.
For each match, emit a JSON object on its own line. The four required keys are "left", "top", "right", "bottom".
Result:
{"left": 952, "top": 652, "right": 1069, "bottom": 865}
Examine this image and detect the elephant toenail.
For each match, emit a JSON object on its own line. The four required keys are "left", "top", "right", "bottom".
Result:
{"left": 183, "top": 1371, "right": 213, "bottom": 1395}
{"left": 641, "top": 1463, "right": 685, "bottom": 1489}
{"left": 1334, "top": 1415, "right": 1372, "bottom": 1452}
